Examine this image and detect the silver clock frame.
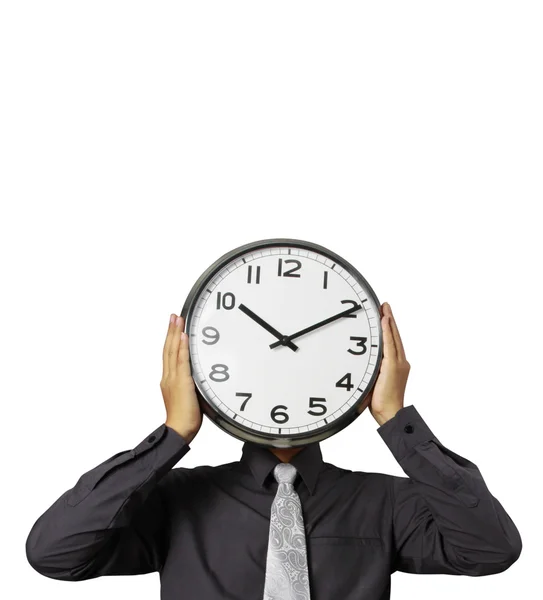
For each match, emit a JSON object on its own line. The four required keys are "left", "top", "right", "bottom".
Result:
{"left": 180, "top": 238, "right": 383, "bottom": 448}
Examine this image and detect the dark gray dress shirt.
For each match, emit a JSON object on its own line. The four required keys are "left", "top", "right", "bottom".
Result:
{"left": 25, "top": 405, "right": 522, "bottom": 600}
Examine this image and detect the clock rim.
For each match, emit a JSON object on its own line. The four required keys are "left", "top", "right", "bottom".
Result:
{"left": 180, "top": 237, "right": 383, "bottom": 448}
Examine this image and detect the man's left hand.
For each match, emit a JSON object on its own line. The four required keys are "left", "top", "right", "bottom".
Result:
{"left": 358, "top": 302, "right": 411, "bottom": 426}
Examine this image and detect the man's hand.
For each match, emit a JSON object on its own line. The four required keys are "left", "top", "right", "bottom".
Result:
{"left": 161, "top": 314, "right": 202, "bottom": 444}
{"left": 363, "top": 302, "right": 410, "bottom": 426}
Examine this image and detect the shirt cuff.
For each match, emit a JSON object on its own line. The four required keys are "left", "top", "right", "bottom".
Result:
{"left": 377, "top": 405, "right": 437, "bottom": 463}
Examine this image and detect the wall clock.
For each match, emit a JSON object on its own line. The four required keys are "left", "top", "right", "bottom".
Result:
{"left": 180, "top": 238, "right": 383, "bottom": 448}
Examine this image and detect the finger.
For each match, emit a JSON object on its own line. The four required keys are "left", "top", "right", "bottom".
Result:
{"left": 162, "top": 314, "right": 177, "bottom": 380}
{"left": 389, "top": 317, "right": 407, "bottom": 361}
{"left": 382, "top": 315, "right": 397, "bottom": 361}
{"left": 360, "top": 389, "right": 372, "bottom": 413}
{"left": 169, "top": 315, "right": 184, "bottom": 376}
{"left": 177, "top": 327, "right": 192, "bottom": 378}
{"left": 385, "top": 303, "right": 407, "bottom": 361}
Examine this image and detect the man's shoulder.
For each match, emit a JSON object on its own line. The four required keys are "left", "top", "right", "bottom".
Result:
{"left": 165, "top": 459, "right": 240, "bottom": 483}
{"left": 322, "top": 459, "right": 405, "bottom": 487}
{"left": 155, "top": 461, "right": 239, "bottom": 501}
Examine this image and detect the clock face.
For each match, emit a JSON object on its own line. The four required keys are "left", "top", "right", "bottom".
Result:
{"left": 182, "top": 239, "right": 382, "bottom": 446}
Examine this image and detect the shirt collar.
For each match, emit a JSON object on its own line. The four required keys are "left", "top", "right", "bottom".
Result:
{"left": 240, "top": 440, "right": 323, "bottom": 496}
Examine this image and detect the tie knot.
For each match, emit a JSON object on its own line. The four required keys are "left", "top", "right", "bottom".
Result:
{"left": 273, "top": 462, "right": 297, "bottom": 485}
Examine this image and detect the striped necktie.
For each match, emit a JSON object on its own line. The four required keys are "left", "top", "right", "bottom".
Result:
{"left": 262, "top": 462, "right": 311, "bottom": 600}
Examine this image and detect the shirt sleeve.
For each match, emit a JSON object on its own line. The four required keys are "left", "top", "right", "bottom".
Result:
{"left": 377, "top": 405, "right": 522, "bottom": 576}
{"left": 25, "top": 423, "right": 190, "bottom": 581}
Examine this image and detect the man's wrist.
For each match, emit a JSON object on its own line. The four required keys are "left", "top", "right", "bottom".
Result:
{"left": 373, "top": 407, "right": 402, "bottom": 426}
{"left": 165, "top": 421, "right": 196, "bottom": 444}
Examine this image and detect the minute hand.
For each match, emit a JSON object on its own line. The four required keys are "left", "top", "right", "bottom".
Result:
{"left": 269, "top": 303, "right": 362, "bottom": 349}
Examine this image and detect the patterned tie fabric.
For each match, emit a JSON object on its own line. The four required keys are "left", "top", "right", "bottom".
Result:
{"left": 262, "top": 462, "right": 311, "bottom": 600}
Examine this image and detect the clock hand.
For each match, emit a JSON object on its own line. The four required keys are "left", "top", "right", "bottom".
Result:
{"left": 238, "top": 303, "right": 299, "bottom": 352}
{"left": 269, "top": 303, "right": 363, "bottom": 349}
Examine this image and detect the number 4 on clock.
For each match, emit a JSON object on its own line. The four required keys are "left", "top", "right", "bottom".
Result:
{"left": 336, "top": 372, "right": 354, "bottom": 391}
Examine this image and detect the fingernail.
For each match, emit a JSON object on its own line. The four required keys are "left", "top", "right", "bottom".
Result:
{"left": 175, "top": 316, "right": 182, "bottom": 327}
{"left": 170, "top": 314, "right": 176, "bottom": 324}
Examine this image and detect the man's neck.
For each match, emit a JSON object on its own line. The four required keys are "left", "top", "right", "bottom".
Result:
{"left": 268, "top": 446, "right": 305, "bottom": 462}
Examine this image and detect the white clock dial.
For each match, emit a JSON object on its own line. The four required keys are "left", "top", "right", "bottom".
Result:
{"left": 186, "top": 244, "right": 381, "bottom": 439}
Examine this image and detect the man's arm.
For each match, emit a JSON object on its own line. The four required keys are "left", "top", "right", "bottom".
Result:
{"left": 378, "top": 405, "right": 522, "bottom": 576}
{"left": 25, "top": 423, "right": 190, "bottom": 580}
{"left": 25, "top": 313, "right": 201, "bottom": 581}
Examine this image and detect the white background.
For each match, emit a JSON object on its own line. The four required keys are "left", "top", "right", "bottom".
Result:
{"left": 1, "top": 2, "right": 541, "bottom": 599}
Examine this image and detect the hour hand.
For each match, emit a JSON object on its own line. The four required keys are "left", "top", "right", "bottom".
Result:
{"left": 269, "top": 303, "right": 362, "bottom": 349}
{"left": 238, "top": 303, "right": 299, "bottom": 352}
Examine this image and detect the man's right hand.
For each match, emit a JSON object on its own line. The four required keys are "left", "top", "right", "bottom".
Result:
{"left": 161, "top": 314, "right": 202, "bottom": 444}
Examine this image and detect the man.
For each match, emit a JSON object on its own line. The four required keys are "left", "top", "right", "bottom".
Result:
{"left": 25, "top": 302, "right": 522, "bottom": 599}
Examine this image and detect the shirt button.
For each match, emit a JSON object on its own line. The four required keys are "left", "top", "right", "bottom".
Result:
{"left": 404, "top": 424, "right": 414, "bottom": 434}
{"left": 148, "top": 435, "right": 156, "bottom": 443}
